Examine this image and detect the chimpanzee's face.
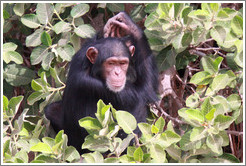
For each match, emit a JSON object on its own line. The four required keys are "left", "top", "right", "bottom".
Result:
{"left": 102, "top": 56, "right": 129, "bottom": 92}
{"left": 86, "top": 38, "right": 135, "bottom": 92}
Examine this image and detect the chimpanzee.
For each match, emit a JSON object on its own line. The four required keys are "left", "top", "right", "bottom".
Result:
{"left": 45, "top": 12, "right": 159, "bottom": 154}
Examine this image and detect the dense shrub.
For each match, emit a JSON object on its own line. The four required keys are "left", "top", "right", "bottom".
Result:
{"left": 2, "top": 3, "right": 243, "bottom": 163}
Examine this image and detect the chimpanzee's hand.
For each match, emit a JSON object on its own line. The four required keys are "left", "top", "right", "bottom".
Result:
{"left": 103, "top": 12, "right": 142, "bottom": 40}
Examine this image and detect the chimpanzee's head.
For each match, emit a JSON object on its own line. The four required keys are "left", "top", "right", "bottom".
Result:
{"left": 86, "top": 37, "right": 135, "bottom": 92}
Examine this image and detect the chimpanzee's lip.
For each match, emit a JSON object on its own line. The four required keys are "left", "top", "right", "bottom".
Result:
{"left": 110, "top": 79, "right": 125, "bottom": 87}
{"left": 111, "top": 83, "right": 124, "bottom": 87}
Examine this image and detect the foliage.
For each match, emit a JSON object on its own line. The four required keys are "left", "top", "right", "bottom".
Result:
{"left": 2, "top": 3, "right": 243, "bottom": 163}
{"left": 77, "top": 100, "right": 240, "bottom": 163}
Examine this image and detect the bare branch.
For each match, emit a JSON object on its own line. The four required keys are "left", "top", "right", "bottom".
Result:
{"left": 226, "top": 130, "right": 243, "bottom": 136}
{"left": 196, "top": 47, "right": 220, "bottom": 51}
{"left": 153, "top": 102, "right": 186, "bottom": 125}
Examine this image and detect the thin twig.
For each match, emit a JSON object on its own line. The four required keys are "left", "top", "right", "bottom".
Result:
{"left": 196, "top": 47, "right": 220, "bottom": 51}
{"left": 226, "top": 130, "right": 243, "bottom": 136}
{"left": 189, "top": 49, "right": 206, "bottom": 57}
{"left": 153, "top": 102, "right": 186, "bottom": 125}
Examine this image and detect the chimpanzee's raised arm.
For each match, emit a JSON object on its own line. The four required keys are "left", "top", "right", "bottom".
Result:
{"left": 104, "top": 12, "right": 159, "bottom": 103}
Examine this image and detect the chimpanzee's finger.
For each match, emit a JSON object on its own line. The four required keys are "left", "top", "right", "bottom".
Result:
{"left": 111, "top": 25, "right": 116, "bottom": 37}
{"left": 116, "top": 26, "right": 121, "bottom": 38}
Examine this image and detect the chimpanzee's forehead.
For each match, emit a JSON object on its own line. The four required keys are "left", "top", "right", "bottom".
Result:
{"left": 100, "top": 39, "right": 129, "bottom": 57}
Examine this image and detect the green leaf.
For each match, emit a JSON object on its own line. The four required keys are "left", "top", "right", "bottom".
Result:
{"left": 181, "top": 32, "right": 192, "bottom": 47}
{"left": 231, "top": 15, "right": 243, "bottom": 36}
{"left": 106, "top": 3, "right": 125, "bottom": 12}
{"left": 79, "top": 117, "right": 102, "bottom": 131}
{"left": 3, "top": 95, "right": 9, "bottom": 111}
{"left": 226, "top": 53, "right": 241, "bottom": 71}
{"left": 41, "top": 31, "right": 52, "bottom": 46}
{"left": 175, "top": 50, "right": 197, "bottom": 70}
{"left": 155, "top": 117, "right": 165, "bottom": 133}
{"left": 3, "top": 9, "right": 10, "bottom": 19}
{"left": 201, "top": 98, "right": 213, "bottom": 116}
{"left": 188, "top": 9, "right": 210, "bottom": 20}
{"left": 53, "top": 21, "right": 72, "bottom": 34}
{"left": 145, "top": 3, "right": 158, "bottom": 14}
{"left": 172, "top": 31, "right": 186, "bottom": 53}
{"left": 31, "top": 79, "right": 43, "bottom": 91}
{"left": 186, "top": 109, "right": 205, "bottom": 123}
{"left": 138, "top": 123, "right": 152, "bottom": 135}
{"left": 82, "top": 135, "right": 110, "bottom": 152}
{"left": 178, "top": 108, "right": 201, "bottom": 127}
{"left": 27, "top": 92, "right": 50, "bottom": 105}
{"left": 206, "top": 134, "right": 223, "bottom": 155}
{"left": 57, "top": 45, "right": 75, "bottom": 61}
{"left": 210, "top": 74, "right": 229, "bottom": 91}
{"left": 157, "top": 3, "right": 173, "bottom": 19}
{"left": 55, "top": 130, "right": 64, "bottom": 144}
{"left": 217, "top": 10, "right": 230, "bottom": 20}
{"left": 118, "top": 134, "right": 135, "bottom": 155}
{"left": 9, "top": 96, "right": 24, "bottom": 114}
{"left": 227, "top": 94, "right": 241, "bottom": 110}
{"left": 50, "top": 67, "right": 64, "bottom": 86}
{"left": 192, "top": 27, "right": 208, "bottom": 45}
{"left": 149, "top": 143, "right": 166, "bottom": 163}
{"left": 190, "top": 127, "right": 207, "bottom": 142}
{"left": 133, "top": 147, "right": 143, "bottom": 162}
{"left": 202, "top": 3, "right": 219, "bottom": 14}
{"left": 205, "top": 108, "right": 216, "bottom": 121}
{"left": 70, "top": 3, "right": 89, "bottom": 18}
{"left": 212, "top": 95, "right": 230, "bottom": 114}
{"left": 145, "top": 12, "right": 164, "bottom": 31}
{"left": 214, "top": 115, "right": 234, "bottom": 130}
{"left": 130, "top": 5, "right": 146, "bottom": 22}
{"left": 74, "top": 24, "right": 96, "bottom": 38}
{"left": 82, "top": 151, "right": 104, "bottom": 163}
{"left": 210, "top": 26, "right": 226, "bottom": 44}
{"left": 42, "top": 137, "right": 55, "bottom": 148}
{"left": 21, "top": 14, "right": 41, "bottom": 28}
{"left": 165, "top": 144, "right": 181, "bottom": 161}
{"left": 186, "top": 93, "right": 200, "bottom": 108}
{"left": 30, "top": 45, "right": 49, "bottom": 65}
{"left": 174, "top": 3, "right": 184, "bottom": 18}
{"left": 190, "top": 71, "right": 212, "bottom": 85}
{"left": 15, "top": 150, "right": 29, "bottom": 163}
{"left": 151, "top": 125, "right": 159, "bottom": 134}
{"left": 213, "top": 56, "right": 224, "bottom": 71}
{"left": 42, "top": 52, "right": 54, "bottom": 71}
{"left": 65, "top": 146, "right": 80, "bottom": 162}
{"left": 156, "top": 46, "right": 176, "bottom": 71}
{"left": 201, "top": 56, "right": 218, "bottom": 74}
{"left": 3, "top": 51, "right": 23, "bottom": 64}
{"left": 13, "top": 3, "right": 25, "bottom": 16}
{"left": 3, "top": 42, "right": 18, "bottom": 53}
{"left": 4, "top": 64, "right": 36, "bottom": 86}
{"left": 219, "top": 153, "right": 240, "bottom": 163}
{"left": 180, "top": 130, "right": 202, "bottom": 151}
{"left": 26, "top": 29, "right": 43, "bottom": 47}
{"left": 115, "top": 111, "right": 137, "bottom": 134}
{"left": 30, "top": 142, "right": 52, "bottom": 154}
{"left": 104, "top": 157, "right": 120, "bottom": 163}
{"left": 36, "top": 3, "right": 54, "bottom": 24}
{"left": 95, "top": 102, "right": 110, "bottom": 124}
{"left": 160, "top": 130, "right": 181, "bottom": 147}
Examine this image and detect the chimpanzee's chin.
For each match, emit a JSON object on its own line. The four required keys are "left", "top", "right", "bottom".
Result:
{"left": 108, "top": 85, "right": 125, "bottom": 93}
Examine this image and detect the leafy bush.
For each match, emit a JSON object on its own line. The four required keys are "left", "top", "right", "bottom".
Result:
{"left": 2, "top": 3, "right": 243, "bottom": 163}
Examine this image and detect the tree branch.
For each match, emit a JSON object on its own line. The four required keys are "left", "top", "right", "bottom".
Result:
{"left": 153, "top": 102, "right": 186, "bottom": 125}
{"left": 226, "top": 130, "right": 243, "bottom": 136}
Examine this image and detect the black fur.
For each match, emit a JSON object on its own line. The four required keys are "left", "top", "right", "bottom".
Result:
{"left": 45, "top": 20, "right": 158, "bottom": 154}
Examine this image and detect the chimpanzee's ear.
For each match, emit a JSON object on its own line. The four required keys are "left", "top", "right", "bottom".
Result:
{"left": 86, "top": 47, "right": 98, "bottom": 64}
{"left": 129, "top": 45, "right": 135, "bottom": 57}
